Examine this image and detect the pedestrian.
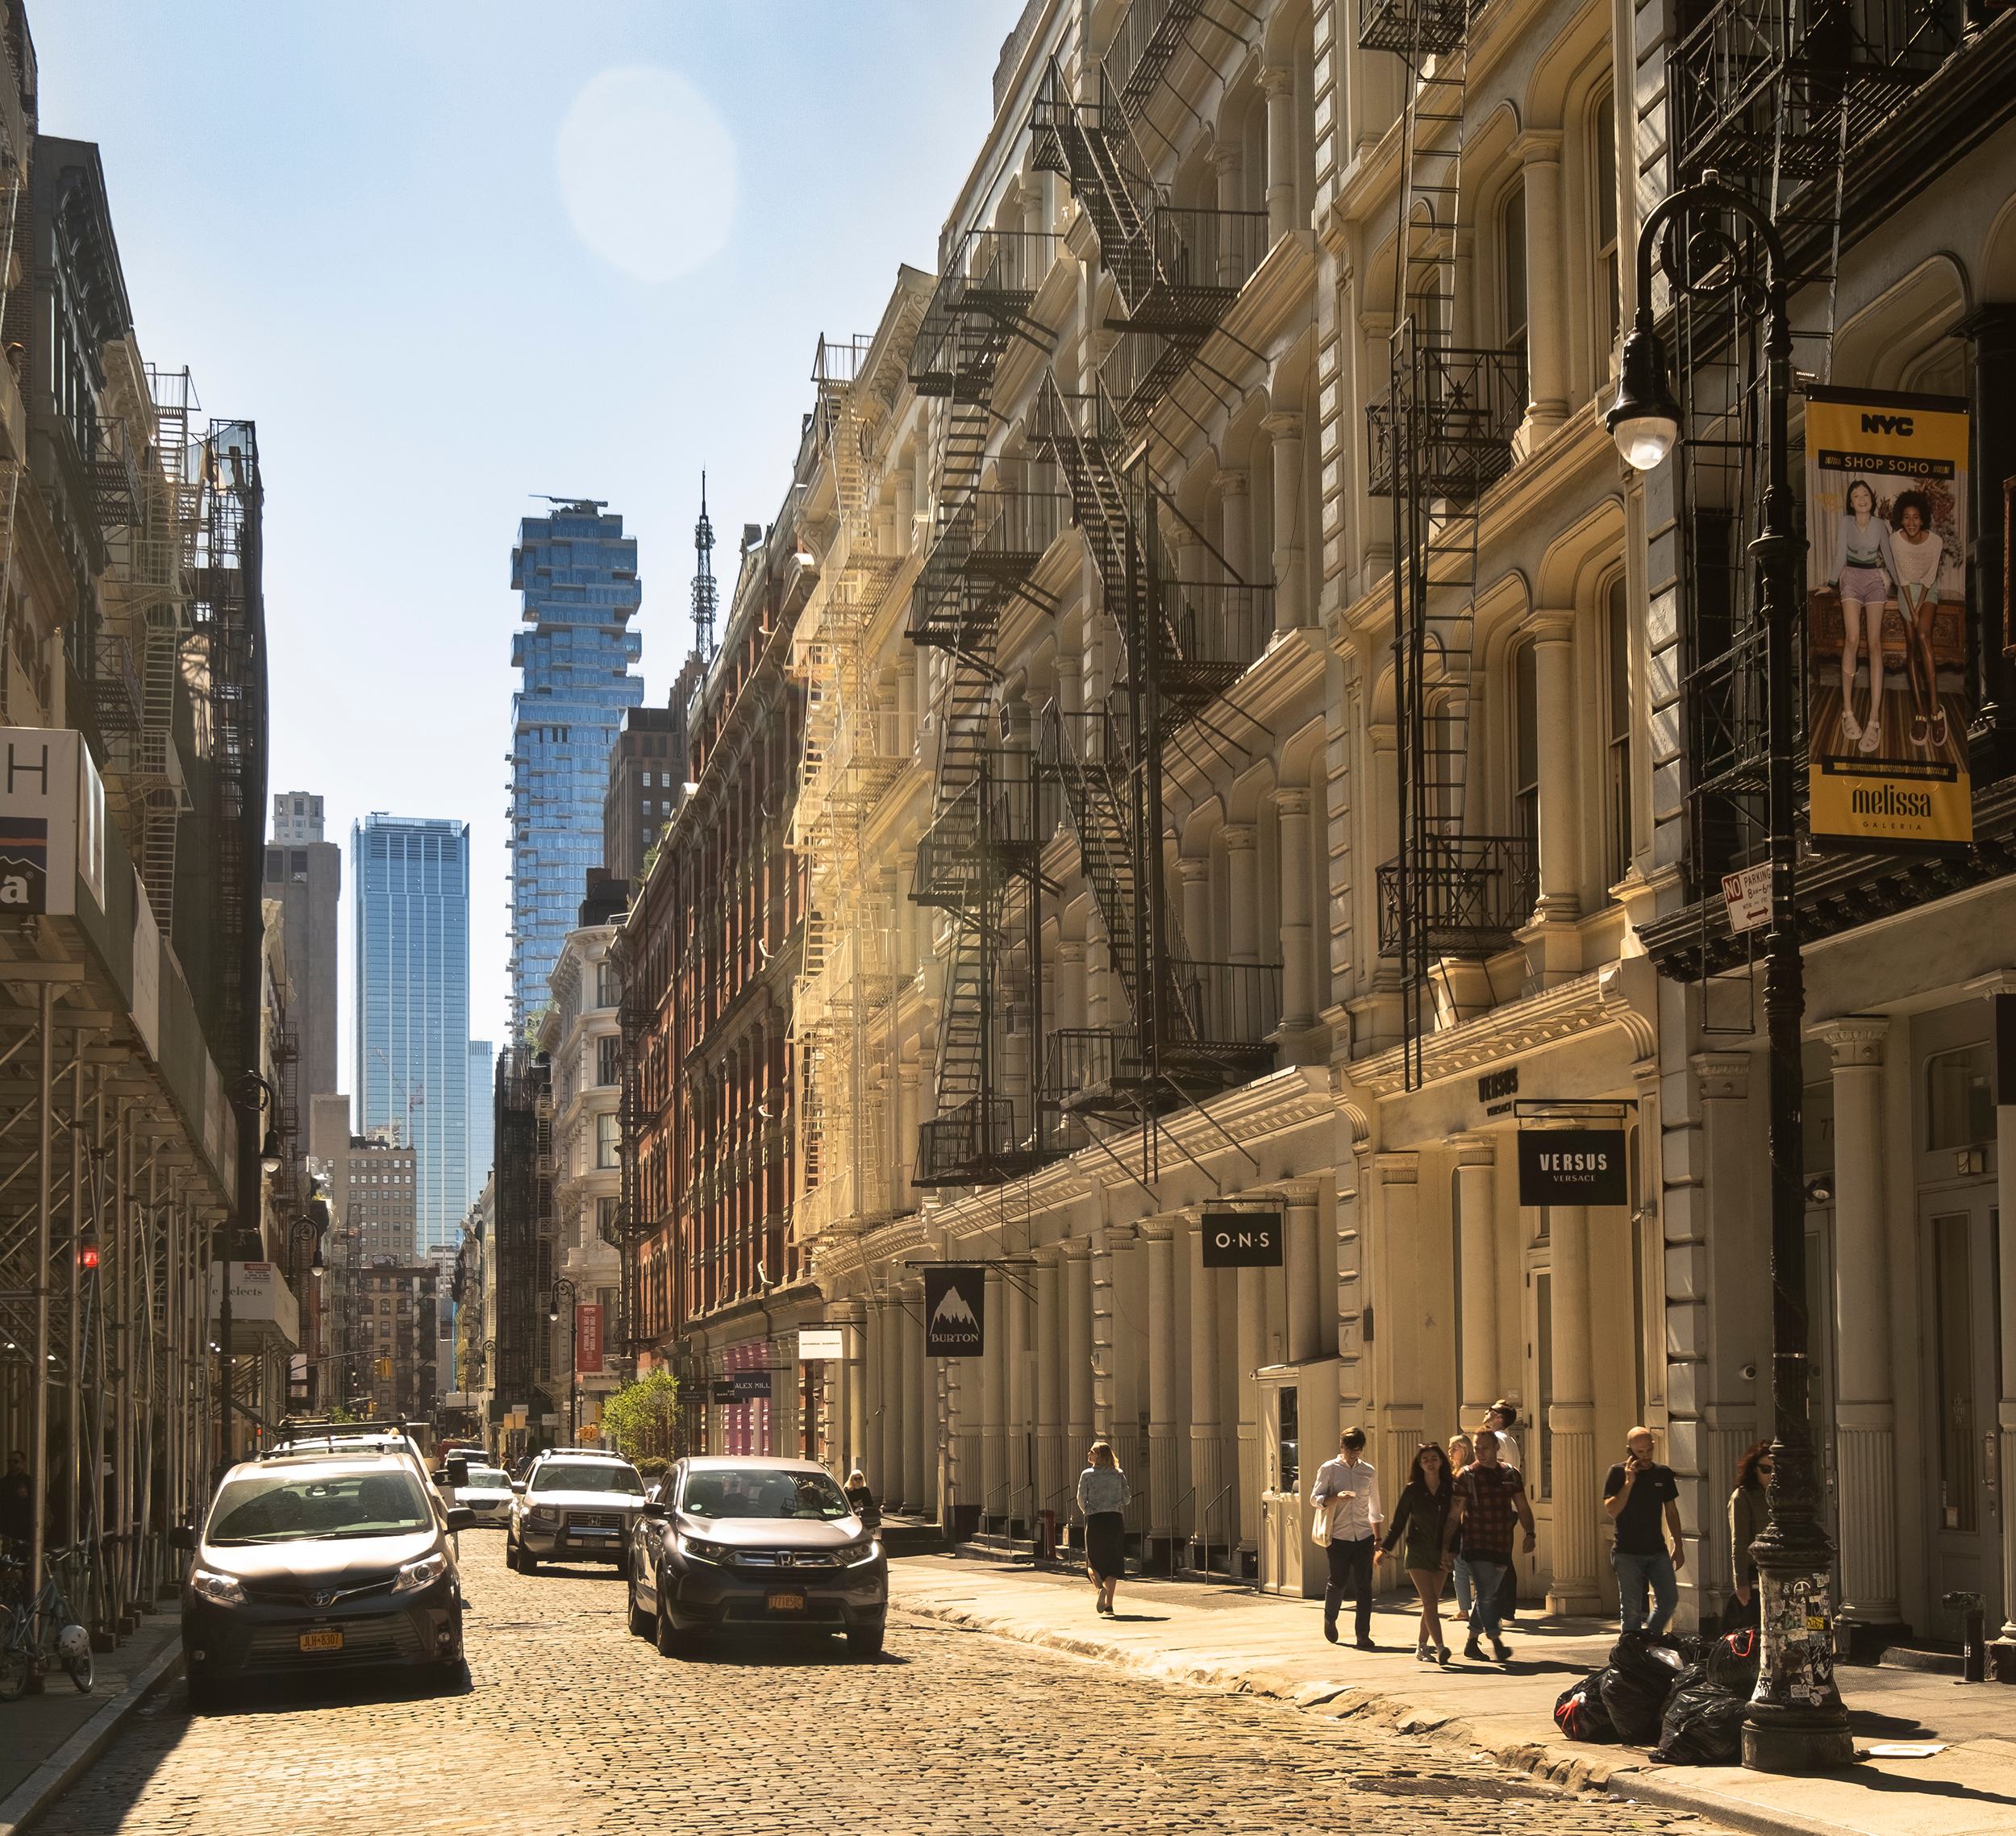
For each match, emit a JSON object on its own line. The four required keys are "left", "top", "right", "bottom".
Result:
{"left": 1725, "top": 1438, "right": 1771, "bottom": 1630}
{"left": 1444, "top": 1434, "right": 1475, "bottom": 1624}
{"left": 844, "top": 1468, "right": 881, "bottom": 1527}
{"left": 1477, "top": 1401, "right": 1522, "bottom": 1626}
{"left": 1310, "top": 1425, "right": 1382, "bottom": 1649}
{"left": 1603, "top": 1425, "right": 1685, "bottom": 1638}
{"left": 1, "top": 1450, "right": 31, "bottom": 1554}
{"left": 1443, "top": 1428, "right": 1534, "bottom": 1663}
{"left": 1380, "top": 1443, "right": 1457, "bottom": 1664}
{"left": 1076, "top": 1440, "right": 1131, "bottom": 1617}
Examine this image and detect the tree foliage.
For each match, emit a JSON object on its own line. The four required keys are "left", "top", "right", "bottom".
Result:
{"left": 598, "top": 1368, "right": 681, "bottom": 1463}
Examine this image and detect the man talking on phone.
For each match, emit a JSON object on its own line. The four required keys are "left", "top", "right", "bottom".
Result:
{"left": 1602, "top": 1426, "right": 1684, "bottom": 1637}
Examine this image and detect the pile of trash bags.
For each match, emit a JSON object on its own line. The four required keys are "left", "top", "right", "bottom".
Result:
{"left": 1553, "top": 1627, "right": 1760, "bottom": 1764}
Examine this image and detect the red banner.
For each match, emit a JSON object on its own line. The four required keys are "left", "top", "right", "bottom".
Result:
{"left": 574, "top": 1303, "right": 603, "bottom": 1374}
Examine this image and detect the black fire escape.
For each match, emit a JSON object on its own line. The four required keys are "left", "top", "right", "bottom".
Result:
{"left": 1361, "top": 0, "right": 1528, "bottom": 1089}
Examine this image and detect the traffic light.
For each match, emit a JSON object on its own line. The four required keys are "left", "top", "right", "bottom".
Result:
{"left": 77, "top": 1221, "right": 99, "bottom": 1272}
{"left": 375, "top": 1358, "right": 393, "bottom": 1380}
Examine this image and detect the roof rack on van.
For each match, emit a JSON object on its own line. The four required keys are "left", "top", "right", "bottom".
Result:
{"left": 540, "top": 1447, "right": 624, "bottom": 1459}
{"left": 260, "top": 1418, "right": 419, "bottom": 1459}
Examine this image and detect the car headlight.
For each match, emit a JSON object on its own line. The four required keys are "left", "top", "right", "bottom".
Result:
{"left": 678, "top": 1534, "right": 727, "bottom": 1563}
{"left": 839, "top": 1540, "right": 881, "bottom": 1567}
{"left": 529, "top": 1506, "right": 560, "bottom": 1526}
{"left": 393, "top": 1551, "right": 449, "bottom": 1594}
{"left": 190, "top": 1567, "right": 246, "bottom": 1605}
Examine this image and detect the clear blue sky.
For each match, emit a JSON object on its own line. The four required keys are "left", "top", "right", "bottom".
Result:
{"left": 37, "top": 2, "right": 1017, "bottom": 1095}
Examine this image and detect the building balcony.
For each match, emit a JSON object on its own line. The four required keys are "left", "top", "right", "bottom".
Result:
{"left": 1376, "top": 834, "right": 1538, "bottom": 960}
{"left": 1358, "top": 0, "right": 1472, "bottom": 56}
{"left": 909, "top": 229, "right": 1060, "bottom": 399}
{"left": 1364, "top": 348, "right": 1526, "bottom": 500}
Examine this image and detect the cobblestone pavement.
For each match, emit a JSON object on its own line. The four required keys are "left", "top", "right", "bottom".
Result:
{"left": 37, "top": 1534, "right": 1735, "bottom": 1835}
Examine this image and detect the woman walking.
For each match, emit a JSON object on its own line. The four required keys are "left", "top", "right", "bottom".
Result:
{"left": 1726, "top": 1440, "right": 1772, "bottom": 1630}
{"left": 1445, "top": 1434, "right": 1474, "bottom": 1626}
{"left": 1381, "top": 1443, "right": 1459, "bottom": 1663}
{"left": 1077, "top": 1440, "right": 1131, "bottom": 1616}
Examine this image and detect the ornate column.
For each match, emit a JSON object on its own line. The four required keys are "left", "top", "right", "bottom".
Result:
{"left": 845, "top": 1298, "right": 868, "bottom": 1480}
{"left": 1214, "top": 469, "right": 1252, "bottom": 586}
{"left": 1375, "top": 1155, "right": 1422, "bottom": 1489}
{"left": 875, "top": 1287, "right": 901, "bottom": 1501}
{"left": 1816, "top": 1017, "right": 1902, "bottom": 1634}
{"left": 1451, "top": 1134, "right": 1501, "bottom": 1422}
{"left": 1260, "top": 65, "right": 1297, "bottom": 245}
{"left": 1034, "top": 1250, "right": 1066, "bottom": 1535}
{"left": 1225, "top": 826, "right": 1259, "bottom": 964}
{"left": 1056, "top": 939, "right": 1086, "bottom": 1035}
{"left": 1512, "top": 131, "right": 1568, "bottom": 436}
{"left": 981, "top": 1265, "right": 1007, "bottom": 1522}
{"left": 1211, "top": 144, "right": 1244, "bottom": 286}
{"left": 895, "top": 1064, "right": 918, "bottom": 1214}
{"left": 1066, "top": 1242, "right": 1093, "bottom": 1475}
{"left": 1092, "top": 1223, "right": 1135, "bottom": 1443}
{"left": 1145, "top": 1222, "right": 1179, "bottom": 1549}
{"left": 1284, "top": 1180, "right": 1323, "bottom": 1365}
{"left": 1007, "top": 1261, "right": 1031, "bottom": 1525}
{"left": 1237, "top": 1259, "right": 1264, "bottom": 1563}
{"left": 1276, "top": 789, "right": 1315, "bottom": 1031}
{"left": 1178, "top": 856, "right": 1212, "bottom": 962}
{"left": 1085, "top": 908, "right": 1110, "bottom": 1032}
{"left": 1518, "top": 607, "right": 1581, "bottom": 987}
{"left": 1264, "top": 410, "right": 1306, "bottom": 634}
{"left": 1546, "top": 1201, "right": 1602, "bottom": 1614}
{"left": 1188, "top": 1212, "right": 1227, "bottom": 1553}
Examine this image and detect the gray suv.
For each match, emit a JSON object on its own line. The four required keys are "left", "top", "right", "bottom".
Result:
{"left": 506, "top": 1452, "right": 648, "bottom": 1574}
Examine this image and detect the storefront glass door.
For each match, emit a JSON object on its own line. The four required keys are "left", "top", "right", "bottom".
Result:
{"left": 1923, "top": 1194, "right": 2004, "bottom": 1639}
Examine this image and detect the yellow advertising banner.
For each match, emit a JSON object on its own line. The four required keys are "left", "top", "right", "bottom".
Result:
{"left": 1805, "top": 386, "right": 1972, "bottom": 851}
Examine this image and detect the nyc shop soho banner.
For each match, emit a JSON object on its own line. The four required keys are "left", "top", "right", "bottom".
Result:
{"left": 1805, "top": 386, "right": 1972, "bottom": 851}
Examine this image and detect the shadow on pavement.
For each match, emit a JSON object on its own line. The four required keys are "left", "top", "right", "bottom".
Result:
{"left": 190, "top": 1661, "right": 473, "bottom": 1717}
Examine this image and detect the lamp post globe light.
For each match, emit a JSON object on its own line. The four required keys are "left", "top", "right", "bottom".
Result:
{"left": 1610, "top": 175, "right": 1851, "bottom": 1774}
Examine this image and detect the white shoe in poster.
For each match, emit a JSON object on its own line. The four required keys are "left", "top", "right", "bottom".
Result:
{"left": 1858, "top": 707, "right": 1882, "bottom": 755}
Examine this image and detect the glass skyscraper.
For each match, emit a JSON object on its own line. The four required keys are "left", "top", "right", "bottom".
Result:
{"left": 467, "top": 1038, "right": 494, "bottom": 1195}
{"left": 510, "top": 502, "right": 644, "bottom": 1030}
{"left": 353, "top": 814, "right": 473, "bottom": 1255}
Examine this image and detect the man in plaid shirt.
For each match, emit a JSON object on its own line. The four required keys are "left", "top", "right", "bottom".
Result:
{"left": 1443, "top": 1429, "right": 1535, "bottom": 1663}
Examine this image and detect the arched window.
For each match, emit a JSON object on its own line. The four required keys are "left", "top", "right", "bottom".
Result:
{"left": 1512, "top": 639, "right": 1539, "bottom": 844}
{"left": 1593, "top": 90, "right": 1621, "bottom": 373}
{"left": 1605, "top": 575, "right": 1633, "bottom": 888}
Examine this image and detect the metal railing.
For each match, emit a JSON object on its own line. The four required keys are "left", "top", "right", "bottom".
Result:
{"left": 1376, "top": 833, "right": 1539, "bottom": 957}
{"left": 1365, "top": 347, "right": 1527, "bottom": 499}
{"left": 1359, "top": 0, "right": 1472, "bottom": 56}
{"left": 1168, "top": 959, "right": 1281, "bottom": 1048}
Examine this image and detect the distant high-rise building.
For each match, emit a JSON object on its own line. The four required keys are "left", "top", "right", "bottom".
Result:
{"left": 509, "top": 502, "right": 644, "bottom": 1030}
{"left": 467, "top": 1038, "right": 494, "bottom": 1195}
{"left": 602, "top": 703, "right": 683, "bottom": 891}
{"left": 353, "top": 813, "right": 473, "bottom": 1255}
{"left": 264, "top": 792, "right": 340, "bottom": 1097}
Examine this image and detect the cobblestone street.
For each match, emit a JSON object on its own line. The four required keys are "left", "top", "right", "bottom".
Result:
{"left": 31, "top": 1536, "right": 1738, "bottom": 1836}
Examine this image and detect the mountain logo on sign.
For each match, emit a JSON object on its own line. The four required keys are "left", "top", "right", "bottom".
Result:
{"left": 931, "top": 1286, "right": 979, "bottom": 1333}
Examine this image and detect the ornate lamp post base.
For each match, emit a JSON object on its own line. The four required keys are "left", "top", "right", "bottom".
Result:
{"left": 1744, "top": 1551, "right": 1855, "bottom": 1771}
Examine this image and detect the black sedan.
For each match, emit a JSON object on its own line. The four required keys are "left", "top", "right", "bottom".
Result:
{"left": 627, "top": 1456, "right": 887, "bottom": 1658}
{"left": 173, "top": 1450, "right": 471, "bottom": 1709}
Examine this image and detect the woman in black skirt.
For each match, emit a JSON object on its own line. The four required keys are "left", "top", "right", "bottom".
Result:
{"left": 1077, "top": 1441, "right": 1131, "bottom": 1615}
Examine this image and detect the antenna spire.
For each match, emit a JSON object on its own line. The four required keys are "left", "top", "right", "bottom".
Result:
{"left": 692, "top": 472, "right": 718, "bottom": 659}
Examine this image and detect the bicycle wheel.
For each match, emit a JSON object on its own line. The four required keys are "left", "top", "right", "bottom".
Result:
{"left": 64, "top": 1647, "right": 94, "bottom": 1694}
{"left": 0, "top": 1637, "right": 31, "bottom": 1702}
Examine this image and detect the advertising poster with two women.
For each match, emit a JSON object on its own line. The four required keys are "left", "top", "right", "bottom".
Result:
{"left": 1805, "top": 385, "right": 1972, "bottom": 851}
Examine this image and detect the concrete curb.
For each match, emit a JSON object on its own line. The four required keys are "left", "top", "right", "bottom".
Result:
{"left": 0, "top": 1638, "right": 185, "bottom": 1836}
{"left": 893, "top": 1597, "right": 1868, "bottom": 1836}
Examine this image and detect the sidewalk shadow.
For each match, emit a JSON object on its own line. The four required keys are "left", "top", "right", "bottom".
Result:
{"left": 1107, "top": 1613, "right": 1168, "bottom": 1623}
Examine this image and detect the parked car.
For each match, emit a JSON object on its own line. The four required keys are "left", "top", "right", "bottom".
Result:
{"left": 173, "top": 1445, "right": 470, "bottom": 1709}
{"left": 504, "top": 1451, "right": 648, "bottom": 1573}
{"left": 626, "top": 1456, "right": 887, "bottom": 1658}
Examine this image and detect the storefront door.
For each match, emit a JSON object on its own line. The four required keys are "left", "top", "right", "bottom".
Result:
{"left": 1258, "top": 1379, "right": 1302, "bottom": 1594}
{"left": 1922, "top": 1192, "right": 2004, "bottom": 1639}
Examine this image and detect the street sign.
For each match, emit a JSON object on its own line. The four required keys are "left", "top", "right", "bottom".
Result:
{"left": 731, "top": 1370, "right": 772, "bottom": 1402}
{"left": 798, "top": 1328, "right": 844, "bottom": 1360}
{"left": 1516, "top": 1130, "right": 1629, "bottom": 1206}
{"left": 710, "top": 1379, "right": 735, "bottom": 1405}
{"left": 1722, "top": 863, "right": 1772, "bottom": 935}
{"left": 1201, "top": 1212, "right": 1283, "bottom": 1268}
{"left": 924, "top": 1266, "right": 985, "bottom": 1358}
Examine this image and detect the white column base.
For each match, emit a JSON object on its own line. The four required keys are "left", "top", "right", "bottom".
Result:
{"left": 1836, "top": 1403, "right": 1901, "bottom": 1628}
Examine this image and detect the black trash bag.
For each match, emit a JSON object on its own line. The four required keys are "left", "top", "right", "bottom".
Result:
{"left": 1601, "top": 1633, "right": 1687, "bottom": 1744}
{"left": 1555, "top": 1668, "right": 1618, "bottom": 1743}
{"left": 1706, "top": 1626, "right": 1760, "bottom": 1697}
{"left": 1653, "top": 1680, "right": 1747, "bottom": 1765}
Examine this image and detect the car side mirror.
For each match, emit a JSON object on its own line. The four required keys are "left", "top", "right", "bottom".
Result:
{"left": 169, "top": 1525, "right": 198, "bottom": 1552}
{"left": 446, "top": 1507, "right": 475, "bottom": 1533}
{"left": 510, "top": 1480, "right": 526, "bottom": 1494}
{"left": 642, "top": 1498, "right": 666, "bottom": 1518}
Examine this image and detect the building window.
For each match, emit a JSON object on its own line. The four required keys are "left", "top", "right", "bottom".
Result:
{"left": 596, "top": 1112, "right": 621, "bottom": 1168}
{"left": 597, "top": 1035, "right": 620, "bottom": 1086}
{"left": 1606, "top": 576, "right": 1633, "bottom": 888}
{"left": 265, "top": 850, "right": 281, "bottom": 881}
{"left": 1926, "top": 1043, "right": 1994, "bottom": 1151}
{"left": 1502, "top": 182, "right": 1528, "bottom": 366}
{"left": 597, "top": 962, "right": 620, "bottom": 1009}
{"left": 1512, "top": 639, "right": 1539, "bottom": 845}
{"left": 1594, "top": 90, "right": 1622, "bottom": 369}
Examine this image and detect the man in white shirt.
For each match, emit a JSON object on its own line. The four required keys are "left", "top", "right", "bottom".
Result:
{"left": 1310, "top": 1425, "right": 1383, "bottom": 1648}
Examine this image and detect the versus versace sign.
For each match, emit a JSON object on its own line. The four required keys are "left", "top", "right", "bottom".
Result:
{"left": 1201, "top": 1212, "right": 1283, "bottom": 1268}
{"left": 1517, "top": 1130, "right": 1628, "bottom": 1207}
{"left": 924, "top": 1266, "right": 985, "bottom": 1359}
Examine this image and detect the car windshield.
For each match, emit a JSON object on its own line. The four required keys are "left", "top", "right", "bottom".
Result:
{"left": 464, "top": 1469, "right": 510, "bottom": 1489}
{"left": 207, "top": 1468, "right": 433, "bottom": 1544}
{"left": 681, "top": 1468, "right": 852, "bottom": 1521}
{"left": 531, "top": 1463, "right": 643, "bottom": 1495}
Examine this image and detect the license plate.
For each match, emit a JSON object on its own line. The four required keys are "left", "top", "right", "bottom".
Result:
{"left": 298, "top": 1629, "right": 343, "bottom": 1652}
{"left": 766, "top": 1592, "right": 805, "bottom": 1613}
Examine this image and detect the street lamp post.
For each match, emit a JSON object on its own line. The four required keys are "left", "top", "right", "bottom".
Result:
{"left": 1608, "top": 174, "right": 1853, "bottom": 1772}
{"left": 289, "top": 1205, "right": 327, "bottom": 1413}
{"left": 548, "top": 1280, "right": 580, "bottom": 1446}
{"left": 223, "top": 1073, "right": 285, "bottom": 1469}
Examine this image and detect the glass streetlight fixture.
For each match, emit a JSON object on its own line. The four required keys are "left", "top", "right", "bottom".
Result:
{"left": 1606, "top": 315, "right": 1684, "bottom": 472}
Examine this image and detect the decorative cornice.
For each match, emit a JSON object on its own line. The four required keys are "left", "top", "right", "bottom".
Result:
{"left": 1691, "top": 1053, "right": 1751, "bottom": 1102}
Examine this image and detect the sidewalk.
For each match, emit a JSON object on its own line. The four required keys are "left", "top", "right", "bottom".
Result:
{"left": 888, "top": 1553, "right": 2016, "bottom": 1836}
{"left": 0, "top": 1609, "right": 182, "bottom": 1833}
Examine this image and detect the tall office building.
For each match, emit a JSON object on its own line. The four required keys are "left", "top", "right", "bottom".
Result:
{"left": 467, "top": 1038, "right": 494, "bottom": 1193}
{"left": 508, "top": 501, "right": 644, "bottom": 1030}
{"left": 353, "top": 813, "right": 473, "bottom": 1255}
{"left": 263, "top": 791, "right": 340, "bottom": 1097}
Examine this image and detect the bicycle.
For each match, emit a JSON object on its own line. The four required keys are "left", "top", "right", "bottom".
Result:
{"left": 0, "top": 1543, "right": 96, "bottom": 1701}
